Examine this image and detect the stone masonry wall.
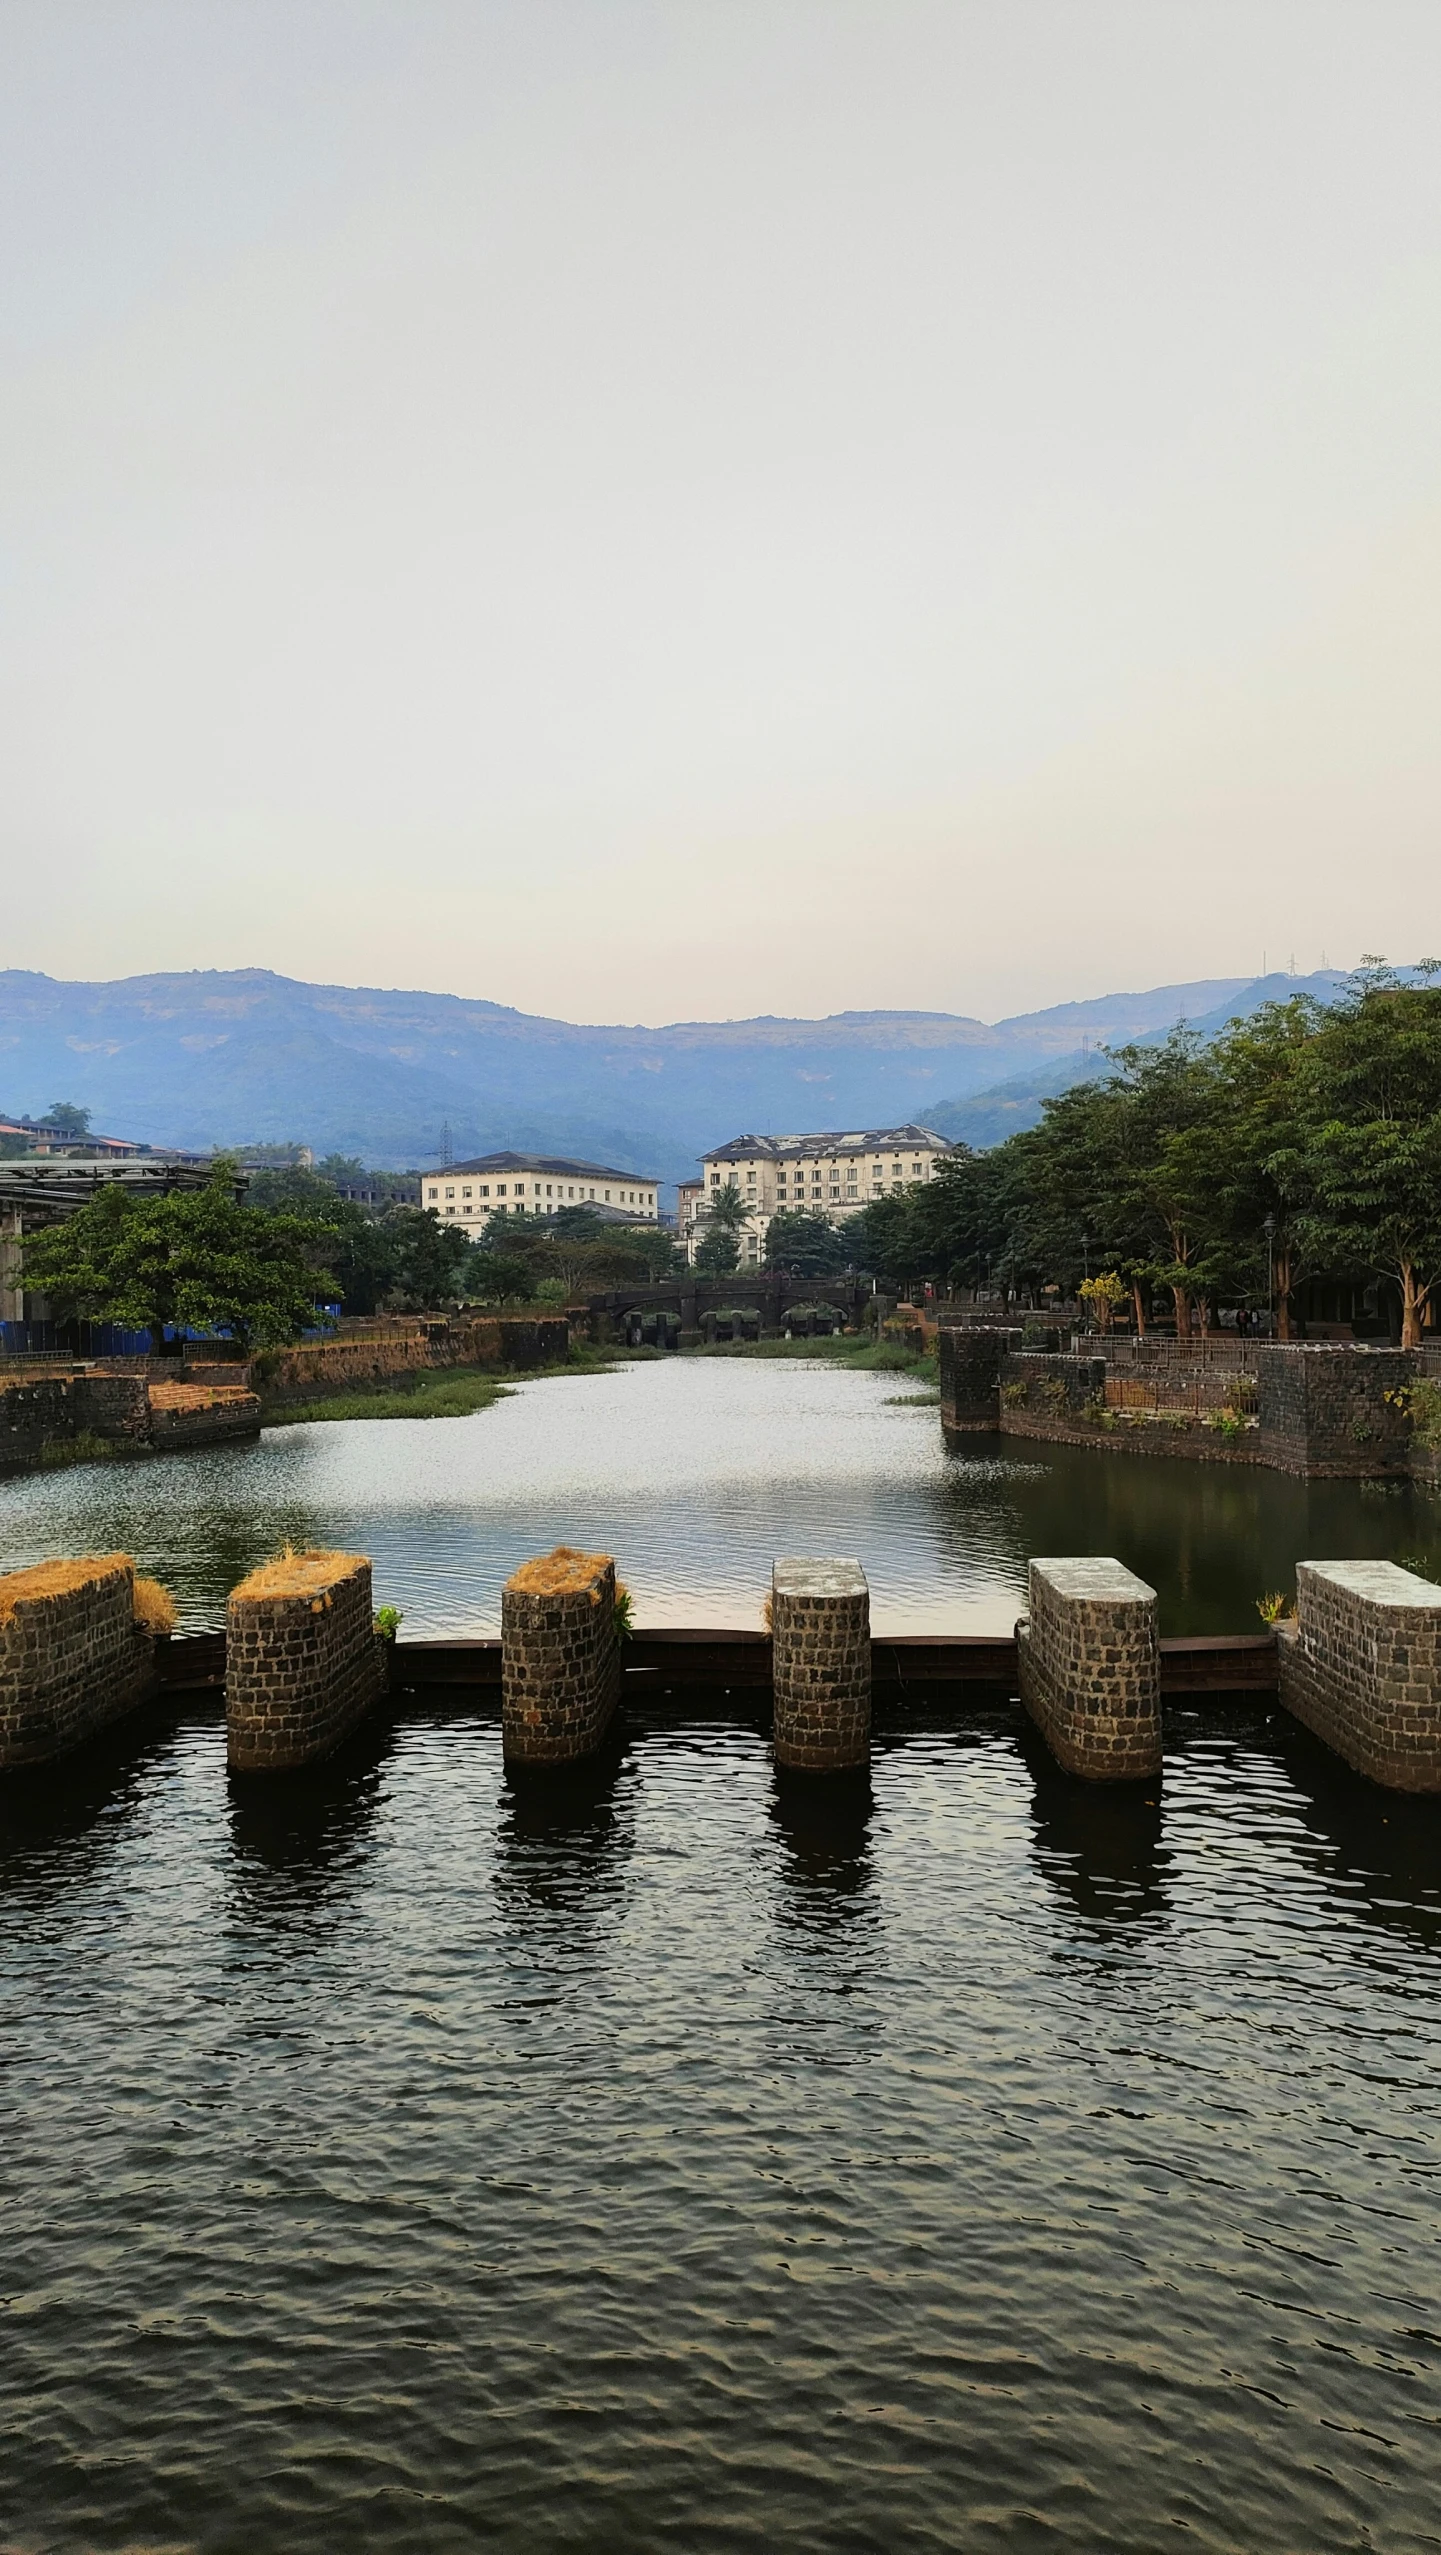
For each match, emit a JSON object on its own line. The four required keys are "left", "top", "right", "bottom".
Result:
{"left": 227, "top": 1551, "right": 384, "bottom": 1772}
{"left": 771, "top": 1558, "right": 871, "bottom": 1771}
{"left": 0, "top": 1555, "right": 156, "bottom": 1767}
{"left": 1017, "top": 1556, "right": 1161, "bottom": 1782}
{"left": 1278, "top": 1560, "right": 1441, "bottom": 1791}
{"left": 939, "top": 1326, "right": 1023, "bottom": 1433}
{"left": 1256, "top": 1345, "right": 1419, "bottom": 1477}
{"left": 147, "top": 1382, "right": 261, "bottom": 1449}
{"left": 502, "top": 1552, "right": 622, "bottom": 1767}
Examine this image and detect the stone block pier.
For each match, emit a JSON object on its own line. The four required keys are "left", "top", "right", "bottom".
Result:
{"left": 0, "top": 1554, "right": 159, "bottom": 1767}
{"left": 7, "top": 1535, "right": 1441, "bottom": 1801}
{"left": 502, "top": 1547, "right": 623, "bottom": 1767}
{"left": 771, "top": 1558, "right": 871, "bottom": 1771}
{"left": 1278, "top": 1561, "right": 1441, "bottom": 1791}
{"left": 1017, "top": 1557, "right": 1162, "bottom": 1782}
{"left": 226, "top": 1549, "right": 384, "bottom": 1772}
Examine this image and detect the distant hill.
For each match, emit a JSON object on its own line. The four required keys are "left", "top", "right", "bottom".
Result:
{"left": 0, "top": 964, "right": 1351, "bottom": 1187}
{"left": 930, "top": 971, "right": 1349, "bottom": 1148}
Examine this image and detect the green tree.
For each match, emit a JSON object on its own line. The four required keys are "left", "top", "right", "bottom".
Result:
{"left": 22, "top": 1164, "right": 333, "bottom": 1349}
{"left": 693, "top": 1181, "right": 748, "bottom": 1276}
{"left": 1209, "top": 997, "right": 1319, "bottom": 1336}
{"left": 1294, "top": 961, "right": 1441, "bottom": 1346}
{"left": 43, "top": 1101, "right": 91, "bottom": 1137}
{"left": 761, "top": 1209, "right": 849, "bottom": 1276}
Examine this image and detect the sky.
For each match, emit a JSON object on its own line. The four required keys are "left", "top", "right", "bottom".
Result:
{"left": 1, "top": 0, "right": 1439, "bottom": 1026}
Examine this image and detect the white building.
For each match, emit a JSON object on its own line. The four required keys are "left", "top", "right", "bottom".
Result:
{"left": 682, "top": 1126, "right": 953, "bottom": 1267}
{"left": 422, "top": 1150, "right": 659, "bottom": 1231}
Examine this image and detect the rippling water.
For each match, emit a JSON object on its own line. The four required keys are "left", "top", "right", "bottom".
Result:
{"left": 1, "top": 1357, "right": 1437, "bottom": 1634}
{"left": 4, "top": 1699, "right": 1441, "bottom": 2553}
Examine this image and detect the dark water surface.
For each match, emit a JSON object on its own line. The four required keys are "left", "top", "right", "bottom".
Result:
{"left": 1, "top": 1357, "right": 1438, "bottom": 1634}
{"left": 4, "top": 1360, "right": 1441, "bottom": 2550}
{"left": 4, "top": 1701, "right": 1441, "bottom": 2553}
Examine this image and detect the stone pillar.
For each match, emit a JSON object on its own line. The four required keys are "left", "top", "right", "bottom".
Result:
{"left": 0, "top": 1205, "right": 22, "bottom": 1325}
{"left": 1017, "top": 1557, "right": 1161, "bottom": 1782}
{"left": 1278, "top": 1560, "right": 1441, "bottom": 1790}
{"left": 0, "top": 1554, "right": 156, "bottom": 1767}
{"left": 771, "top": 1558, "right": 871, "bottom": 1771}
{"left": 1255, "top": 1345, "right": 1419, "bottom": 1477}
{"left": 227, "top": 1549, "right": 384, "bottom": 1772}
{"left": 502, "top": 1546, "right": 622, "bottom": 1767}
{"left": 939, "top": 1324, "right": 1023, "bottom": 1434}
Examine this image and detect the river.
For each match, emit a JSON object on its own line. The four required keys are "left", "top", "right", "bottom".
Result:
{"left": 3, "top": 1359, "right": 1441, "bottom": 2552}
{"left": 1, "top": 1354, "right": 1437, "bottom": 1633}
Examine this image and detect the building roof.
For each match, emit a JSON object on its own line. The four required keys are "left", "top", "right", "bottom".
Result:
{"left": 429, "top": 1151, "right": 658, "bottom": 1184}
{"left": 0, "top": 1156, "right": 243, "bottom": 1221}
{"left": 704, "top": 1125, "right": 953, "bottom": 1163}
{"left": 0, "top": 1120, "right": 145, "bottom": 1157}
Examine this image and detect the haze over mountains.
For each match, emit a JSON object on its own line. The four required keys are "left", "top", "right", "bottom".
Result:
{"left": 0, "top": 965, "right": 1351, "bottom": 1188}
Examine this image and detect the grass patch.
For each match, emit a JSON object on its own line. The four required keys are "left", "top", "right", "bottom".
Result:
{"left": 261, "top": 1346, "right": 619, "bottom": 1428}
{"left": 37, "top": 1430, "right": 127, "bottom": 1470}
{"left": 701, "top": 1335, "right": 937, "bottom": 1377}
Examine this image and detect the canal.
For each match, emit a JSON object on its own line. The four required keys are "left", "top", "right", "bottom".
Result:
{"left": 1, "top": 1354, "right": 1438, "bottom": 1634}
{"left": 3, "top": 1358, "right": 1440, "bottom": 2552}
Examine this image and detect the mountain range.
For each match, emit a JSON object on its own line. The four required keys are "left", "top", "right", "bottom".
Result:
{"left": 0, "top": 964, "right": 1351, "bottom": 1192}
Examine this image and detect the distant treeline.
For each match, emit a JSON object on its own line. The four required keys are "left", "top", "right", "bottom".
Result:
{"left": 846, "top": 966, "right": 1441, "bottom": 1344}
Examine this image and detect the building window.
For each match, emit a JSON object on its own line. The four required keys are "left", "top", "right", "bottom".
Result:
{"left": 445, "top": 1187, "right": 455, "bottom": 1198}
{"left": 427, "top": 1186, "right": 438, "bottom": 1200}
{"left": 462, "top": 1205, "right": 472, "bottom": 1216}
{"left": 479, "top": 1185, "right": 489, "bottom": 1196}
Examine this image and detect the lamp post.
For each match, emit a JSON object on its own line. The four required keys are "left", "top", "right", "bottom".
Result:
{"left": 1264, "top": 1214, "right": 1275, "bottom": 1333}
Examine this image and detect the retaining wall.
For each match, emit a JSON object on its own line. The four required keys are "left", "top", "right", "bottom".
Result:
{"left": 940, "top": 1326, "right": 1023, "bottom": 1433}
{"left": 0, "top": 1555, "right": 156, "bottom": 1767}
{"left": 1256, "top": 1346, "right": 1419, "bottom": 1477}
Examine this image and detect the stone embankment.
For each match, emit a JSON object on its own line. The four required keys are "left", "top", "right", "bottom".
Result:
{"left": 0, "top": 1368, "right": 260, "bottom": 1473}
{"left": 251, "top": 1313, "right": 570, "bottom": 1406}
{"left": 941, "top": 1331, "right": 1440, "bottom": 1481}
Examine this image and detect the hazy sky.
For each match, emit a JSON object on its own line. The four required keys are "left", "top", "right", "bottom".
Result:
{"left": 2, "top": 1, "right": 1439, "bottom": 1024}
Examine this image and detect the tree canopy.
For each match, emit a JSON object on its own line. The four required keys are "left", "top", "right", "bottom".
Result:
{"left": 845, "top": 969, "right": 1441, "bottom": 1342}
{"left": 22, "top": 1164, "right": 334, "bottom": 1349}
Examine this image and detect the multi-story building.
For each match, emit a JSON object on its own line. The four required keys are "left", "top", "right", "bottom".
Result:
{"left": 422, "top": 1151, "right": 660, "bottom": 1231}
{"left": 682, "top": 1126, "right": 953, "bottom": 1267}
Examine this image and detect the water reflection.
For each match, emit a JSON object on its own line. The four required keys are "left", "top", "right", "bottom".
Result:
{"left": 1021, "top": 1723, "right": 1170, "bottom": 1933}
{"left": 492, "top": 1725, "right": 634, "bottom": 1929}
{"left": 5, "top": 1358, "right": 1440, "bottom": 1643}
{"left": 225, "top": 1712, "right": 394, "bottom": 1931}
{"left": 1271, "top": 1719, "right": 1441, "bottom": 1954}
{"left": 0, "top": 1698, "right": 194, "bottom": 1912}
{"left": 769, "top": 1762, "right": 876, "bottom": 1926}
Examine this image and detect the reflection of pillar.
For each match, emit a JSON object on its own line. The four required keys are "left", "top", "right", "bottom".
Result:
{"left": 503, "top": 1546, "right": 622, "bottom": 1767}
{"left": 1279, "top": 1560, "right": 1441, "bottom": 1790}
{"left": 771, "top": 1558, "right": 870, "bottom": 1771}
{"left": 227, "top": 1549, "right": 383, "bottom": 1772}
{"left": 1018, "top": 1557, "right": 1160, "bottom": 1782}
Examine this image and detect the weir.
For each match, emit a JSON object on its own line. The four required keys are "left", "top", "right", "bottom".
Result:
{"left": 7, "top": 1544, "right": 1441, "bottom": 1796}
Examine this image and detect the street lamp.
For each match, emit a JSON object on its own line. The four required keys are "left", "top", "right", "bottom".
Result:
{"left": 1263, "top": 1214, "right": 1275, "bottom": 1331}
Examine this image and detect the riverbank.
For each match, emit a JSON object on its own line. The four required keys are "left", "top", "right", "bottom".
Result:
{"left": 260, "top": 1342, "right": 622, "bottom": 1427}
